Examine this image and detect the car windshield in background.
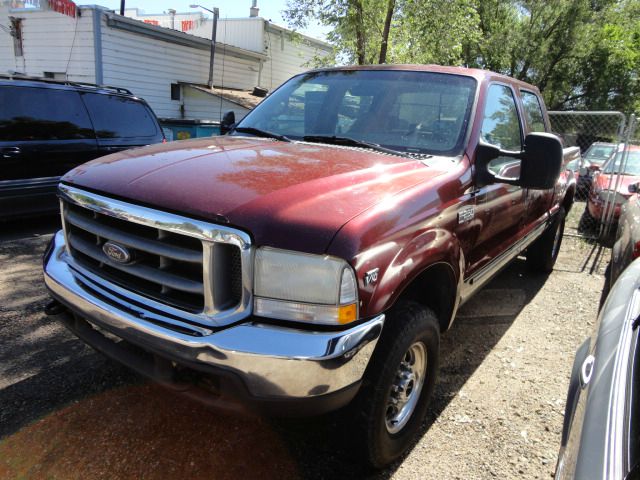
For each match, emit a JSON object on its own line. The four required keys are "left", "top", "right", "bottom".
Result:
{"left": 234, "top": 70, "right": 477, "bottom": 157}
{"left": 585, "top": 143, "right": 616, "bottom": 164}
{"left": 603, "top": 150, "right": 640, "bottom": 175}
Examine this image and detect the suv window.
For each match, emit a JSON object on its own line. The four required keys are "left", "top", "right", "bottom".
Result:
{"left": 521, "top": 91, "right": 546, "bottom": 132}
{"left": 0, "top": 86, "right": 94, "bottom": 141}
{"left": 481, "top": 84, "right": 522, "bottom": 151}
{"left": 81, "top": 93, "right": 158, "bottom": 138}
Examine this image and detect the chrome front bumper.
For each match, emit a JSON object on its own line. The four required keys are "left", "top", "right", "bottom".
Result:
{"left": 44, "top": 231, "right": 384, "bottom": 409}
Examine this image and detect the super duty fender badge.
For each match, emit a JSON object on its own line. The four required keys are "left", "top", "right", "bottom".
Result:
{"left": 458, "top": 206, "right": 475, "bottom": 224}
{"left": 364, "top": 268, "right": 380, "bottom": 286}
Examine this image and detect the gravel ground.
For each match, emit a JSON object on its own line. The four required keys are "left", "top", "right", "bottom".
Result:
{"left": 0, "top": 206, "right": 608, "bottom": 479}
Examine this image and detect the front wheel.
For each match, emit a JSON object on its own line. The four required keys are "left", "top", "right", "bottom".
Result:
{"left": 527, "top": 207, "right": 566, "bottom": 273}
{"left": 353, "top": 301, "right": 440, "bottom": 468}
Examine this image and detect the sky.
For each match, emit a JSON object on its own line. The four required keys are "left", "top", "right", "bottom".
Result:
{"left": 94, "top": 0, "right": 328, "bottom": 40}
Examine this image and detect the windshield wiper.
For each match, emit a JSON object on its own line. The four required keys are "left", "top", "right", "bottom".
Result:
{"left": 302, "top": 135, "right": 412, "bottom": 158}
{"left": 233, "top": 127, "right": 291, "bottom": 142}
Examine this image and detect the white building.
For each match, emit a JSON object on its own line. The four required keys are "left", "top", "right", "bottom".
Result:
{"left": 0, "top": 1, "right": 332, "bottom": 121}
{"left": 124, "top": 6, "right": 333, "bottom": 91}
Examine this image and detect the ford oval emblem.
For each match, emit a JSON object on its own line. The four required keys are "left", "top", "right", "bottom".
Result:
{"left": 102, "top": 241, "right": 132, "bottom": 264}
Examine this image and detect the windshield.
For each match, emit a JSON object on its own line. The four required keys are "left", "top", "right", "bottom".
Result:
{"left": 585, "top": 143, "right": 616, "bottom": 164}
{"left": 235, "top": 70, "right": 477, "bottom": 156}
{"left": 603, "top": 150, "right": 640, "bottom": 175}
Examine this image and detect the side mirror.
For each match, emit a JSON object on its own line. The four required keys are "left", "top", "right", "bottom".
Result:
{"left": 220, "top": 111, "right": 236, "bottom": 135}
{"left": 629, "top": 182, "right": 639, "bottom": 194}
{"left": 519, "top": 132, "right": 563, "bottom": 189}
{"left": 475, "top": 132, "right": 563, "bottom": 190}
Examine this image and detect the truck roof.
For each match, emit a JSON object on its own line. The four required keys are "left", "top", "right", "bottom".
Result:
{"left": 308, "top": 64, "right": 542, "bottom": 94}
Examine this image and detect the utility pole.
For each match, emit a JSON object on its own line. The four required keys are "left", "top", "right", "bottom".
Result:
{"left": 209, "top": 7, "right": 218, "bottom": 88}
{"left": 190, "top": 5, "right": 219, "bottom": 89}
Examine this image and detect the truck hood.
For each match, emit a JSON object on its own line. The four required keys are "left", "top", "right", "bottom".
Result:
{"left": 595, "top": 172, "right": 640, "bottom": 196}
{"left": 62, "top": 136, "right": 447, "bottom": 253}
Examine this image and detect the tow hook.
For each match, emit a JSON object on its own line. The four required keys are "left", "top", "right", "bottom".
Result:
{"left": 44, "top": 299, "right": 66, "bottom": 316}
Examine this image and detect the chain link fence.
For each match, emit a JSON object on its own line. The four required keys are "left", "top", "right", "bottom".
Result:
{"left": 548, "top": 111, "right": 638, "bottom": 244}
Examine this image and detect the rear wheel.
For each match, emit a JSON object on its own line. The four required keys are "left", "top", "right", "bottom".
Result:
{"left": 527, "top": 207, "right": 565, "bottom": 272}
{"left": 353, "top": 301, "right": 440, "bottom": 468}
{"left": 578, "top": 206, "right": 596, "bottom": 233}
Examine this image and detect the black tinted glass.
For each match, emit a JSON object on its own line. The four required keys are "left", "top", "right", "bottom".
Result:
{"left": 0, "top": 85, "right": 94, "bottom": 141}
{"left": 82, "top": 94, "right": 158, "bottom": 138}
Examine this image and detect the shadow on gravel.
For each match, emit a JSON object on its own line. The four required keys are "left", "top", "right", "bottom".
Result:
{"left": 1, "top": 229, "right": 548, "bottom": 480}
{"left": 0, "top": 214, "right": 60, "bottom": 242}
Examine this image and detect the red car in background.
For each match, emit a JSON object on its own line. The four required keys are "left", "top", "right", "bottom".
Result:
{"left": 567, "top": 142, "right": 618, "bottom": 199}
{"left": 579, "top": 146, "right": 640, "bottom": 233}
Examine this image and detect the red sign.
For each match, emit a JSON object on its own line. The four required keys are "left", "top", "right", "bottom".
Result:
{"left": 181, "top": 20, "right": 195, "bottom": 31}
{"left": 49, "top": 0, "right": 77, "bottom": 18}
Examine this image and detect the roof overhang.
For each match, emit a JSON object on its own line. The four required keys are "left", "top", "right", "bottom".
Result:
{"left": 181, "top": 83, "right": 261, "bottom": 109}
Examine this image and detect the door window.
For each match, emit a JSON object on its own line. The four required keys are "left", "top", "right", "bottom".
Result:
{"left": 81, "top": 93, "right": 159, "bottom": 138}
{"left": 0, "top": 86, "right": 94, "bottom": 141}
{"left": 481, "top": 84, "right": 522, "bottom": 151}
{"left": 521, "top": 91, "right": 546, "bottom": 132}
{"left": 481, "top": 84, "right": 523, "bottom": 179}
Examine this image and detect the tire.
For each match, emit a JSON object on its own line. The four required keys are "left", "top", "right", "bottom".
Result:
{"left": 527, "top": 207, "right": 565, "bottom": 273}
{"left": 352, "top": 301, "right": 440, "bottom": 468}
{"left": 577, "top": 207, "right": 595, "bottom": 233}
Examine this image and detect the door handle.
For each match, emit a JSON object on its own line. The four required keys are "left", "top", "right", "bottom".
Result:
{"left": 1, "top": 147, "right": 21, "bottom": 158}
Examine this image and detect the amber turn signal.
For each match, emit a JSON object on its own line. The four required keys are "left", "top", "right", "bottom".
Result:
{"left": 338, "top": 304, "right": 358, "bottom": 324}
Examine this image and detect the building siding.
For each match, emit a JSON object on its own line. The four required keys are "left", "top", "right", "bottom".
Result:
{"left": 0, "top": 5, "right": 95, "bottom": 82}
{"left": 264, "top": 26, "right": 331, "bottom": 90}
{"left": 190, "top": 18, "right": 264, "bottom": 53}
{"left": 99, "top": 12, "right": 261, "bottom": 119}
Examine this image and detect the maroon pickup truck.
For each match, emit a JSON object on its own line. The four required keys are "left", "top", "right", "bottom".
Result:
{"left": 43, "top": 65, "right": 577, "bottom": 467}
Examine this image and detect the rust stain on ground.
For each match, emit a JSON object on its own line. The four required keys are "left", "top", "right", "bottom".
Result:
{"left": 0, "top": 384, "right": 300, "bottom": 480}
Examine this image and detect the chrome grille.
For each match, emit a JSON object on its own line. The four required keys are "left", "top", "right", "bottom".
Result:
{"left": 59, "top": 184, "right": 252, "bottom": 327}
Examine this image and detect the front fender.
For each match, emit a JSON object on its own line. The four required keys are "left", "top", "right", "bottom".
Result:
{"left": 353, "top": 228, "right": 464, "bottom": 319}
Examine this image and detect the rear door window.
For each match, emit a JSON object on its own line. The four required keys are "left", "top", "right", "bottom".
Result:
{"left": 81, "top": 93, "right": 159, "bottom": 139}
{"left": 520, "top": 90, "right": 546, "bottom": 132}
{"left": 0, "top": 85, "right": 94, "bottom": 141}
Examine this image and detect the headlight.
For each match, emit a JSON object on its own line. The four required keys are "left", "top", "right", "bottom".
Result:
{"left": 253, "top": 247, "right": 358, "bottom": 325}
{"left": 597, "top": 190, "right": 628, "bottom": 205}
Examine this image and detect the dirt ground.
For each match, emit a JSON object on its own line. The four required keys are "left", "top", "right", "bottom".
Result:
{"left": 0, "top": 204, "right": 608, "bottom": 480}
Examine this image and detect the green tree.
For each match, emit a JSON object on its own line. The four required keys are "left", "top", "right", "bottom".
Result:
{"left": 284, "top": 0, "right": 640, "bottom": 113}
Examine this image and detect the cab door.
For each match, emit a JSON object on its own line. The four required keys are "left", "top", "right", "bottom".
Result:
{"left": 467, "top": 83, "right": 526, "bottom": 275}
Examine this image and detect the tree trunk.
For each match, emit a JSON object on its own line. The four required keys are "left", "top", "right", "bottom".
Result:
{"left": 378, "top": 0, "right": 395, "bottom": 64}
{"left": 351, "top": 0, "right": 366, "bottom": 64}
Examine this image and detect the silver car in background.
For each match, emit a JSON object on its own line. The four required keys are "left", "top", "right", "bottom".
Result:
{"left": 555, "top": 257, "right": 640, "bottom": 479}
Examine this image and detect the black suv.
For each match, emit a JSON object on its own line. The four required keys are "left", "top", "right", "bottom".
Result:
{"left": 0, "top": 76, "right": 164, "bottom": 219}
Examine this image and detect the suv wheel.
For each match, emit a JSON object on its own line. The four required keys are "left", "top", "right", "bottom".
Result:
{"left": 353, "top": 301, "right": 439, "bottom": 468}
